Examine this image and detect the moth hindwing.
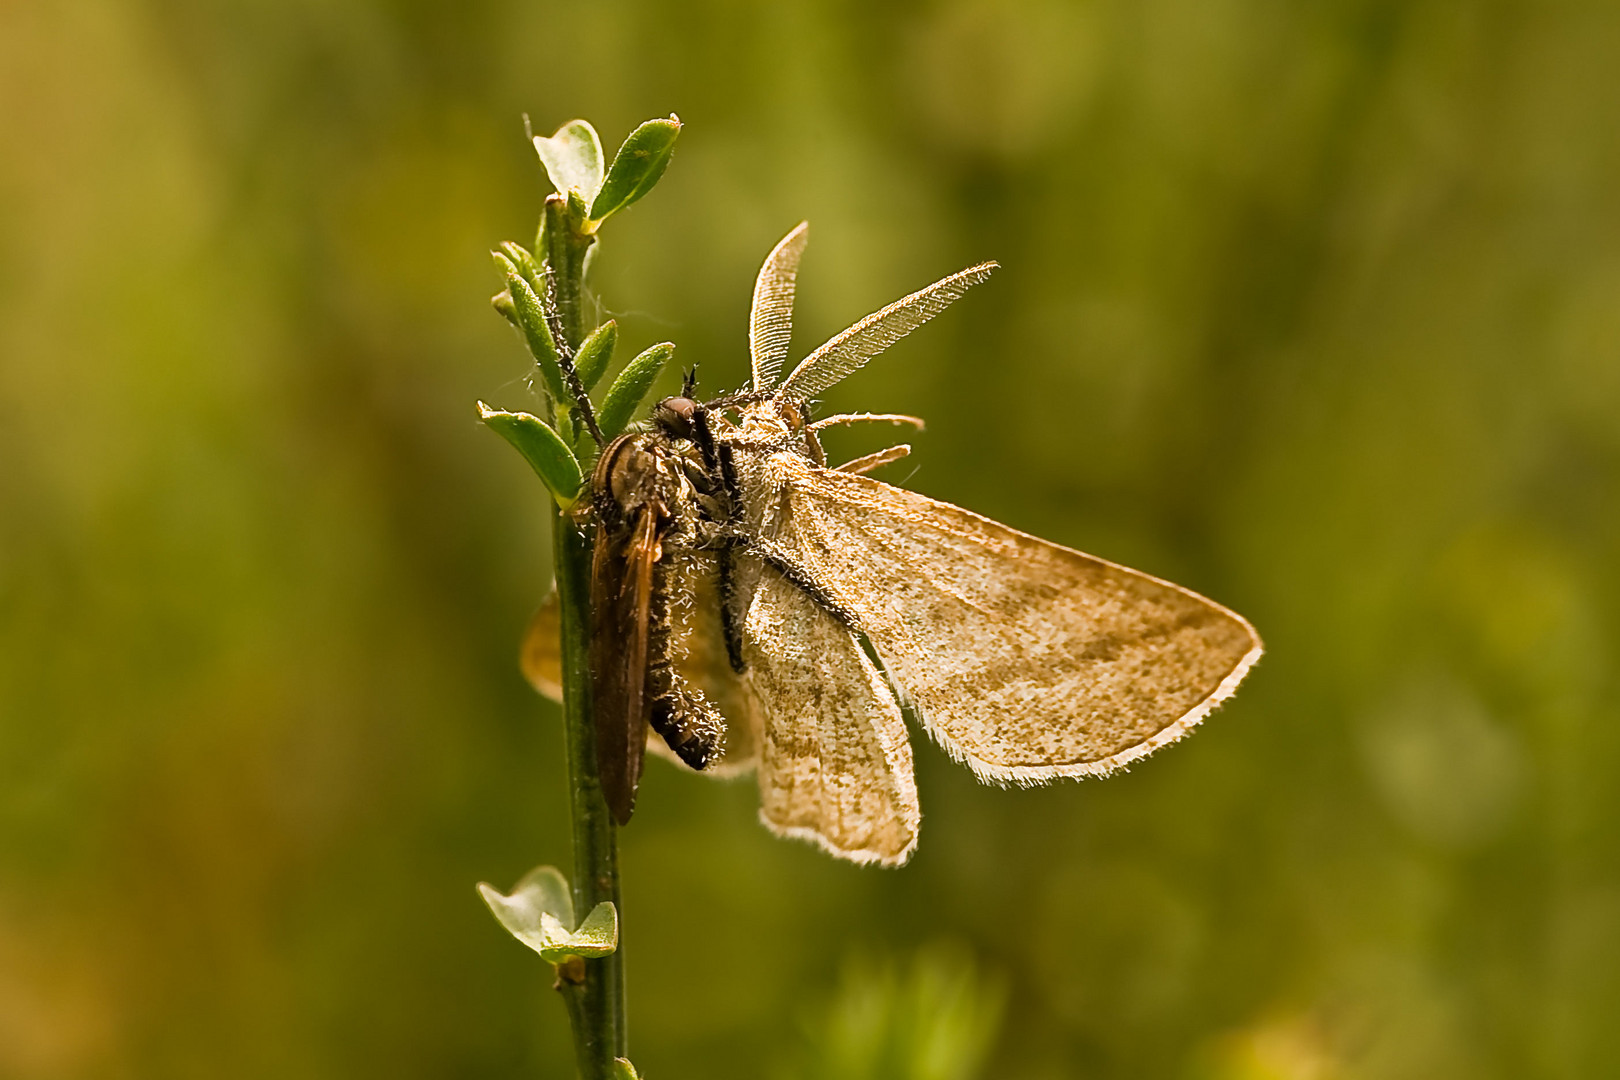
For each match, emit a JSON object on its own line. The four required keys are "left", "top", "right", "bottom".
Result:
{"left": 526, "top": 222, "right": 1261, "bottom": 863}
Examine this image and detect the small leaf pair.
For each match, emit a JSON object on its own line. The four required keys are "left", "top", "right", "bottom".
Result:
{"left": 481, "top": 114, "right": 682, "bottom": 505}
{"left": 477, "top": 865, "right": 618, "bottom": 964}
{"left": 533, "top": 116, "right": 681, "bottom": 227}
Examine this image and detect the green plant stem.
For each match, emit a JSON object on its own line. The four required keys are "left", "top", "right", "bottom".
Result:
{"left": 543, "top": 191, "right": 623, "bottom": 1078}
{"left": 551, "top": 511, "right": 625, "bottom": 1077}
{"left": 541, "top": 195, "right": 593, "bottom": 350}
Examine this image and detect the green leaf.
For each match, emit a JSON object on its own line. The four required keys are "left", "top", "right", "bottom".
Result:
{"left": 598, "top": 342, "right": 675, "bottom": 439}
{"left": 611, "top": 1059, "right": 642, "bottom": 1080}
{"left": 491, "top": 289, "right": 518, "bottom": 327}
{"left": 504, "top": 271, "right": 570, "bottom": 407}
{"left": 536, "top": 912, "right": 576, "bottom": 960}
{"left": 477, "top": 404, "right": 584, "bottom": 506}
{"left": 569, "top": 901, "right": 619, "bottom": 956}
{"left": 533, "top": 119, "right": 604, "bottom": 203}
{"left": 590, "top": 115, "right": 681, "bottom": 222}
{"left": 497, "top": 241, "right": 543, "bottom": 292}
{"left": 477, "top": 865, "right": 574, "bottom": 954}
{"left": 574, "top": 320, "right": 618, "bottom": 392}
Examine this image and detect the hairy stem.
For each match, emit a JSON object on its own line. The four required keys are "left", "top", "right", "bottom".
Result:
{"left": 552, "top": 512, "right": 624, "bottom": 1076}
{"left": 541, "top": 196, "right": 594, "bottom": 356}
{"left": 544, "top": 192, "right": 623, "bottom": 1077}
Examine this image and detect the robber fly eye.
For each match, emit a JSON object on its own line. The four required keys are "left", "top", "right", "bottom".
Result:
{"left": 656, "top": 396, "right": 699, "bottom": 438}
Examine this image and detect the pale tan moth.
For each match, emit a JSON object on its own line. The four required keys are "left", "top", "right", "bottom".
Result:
{"left": 526, "top": 222, "right": 1263, "bottom": 866}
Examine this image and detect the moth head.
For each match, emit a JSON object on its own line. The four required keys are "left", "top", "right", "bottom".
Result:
{"left": 777, "top": 397, "right": 805, "bottom": 432}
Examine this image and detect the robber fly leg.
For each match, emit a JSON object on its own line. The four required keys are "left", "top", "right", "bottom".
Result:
{"left": 716, "top": 544, "right": 748, "bottom": 673}
{"left": 659, "top": 399, "right": 749, "bottom": 672}
{"left": 537, "top": 275, "right": 605, "bottom": 445}
{"left": 740, "top": 537, "right": 862, "bottom": 634}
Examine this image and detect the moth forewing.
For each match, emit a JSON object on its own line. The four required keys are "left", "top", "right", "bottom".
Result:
{"left": 739, "top": 447, "right": 1263, "bottom": 784}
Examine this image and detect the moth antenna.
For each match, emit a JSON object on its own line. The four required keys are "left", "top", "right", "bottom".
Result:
{"left": 834, "top": 444, "right": 911, "bottom": 475}
{"left": 749, "top": 222, "right": 810, "bottom": 392}
{"left": 808, "top": 412, "right": 927, "bottom": 433}
{"left": 778, "top": 261, "right": 997, "bottom": 404}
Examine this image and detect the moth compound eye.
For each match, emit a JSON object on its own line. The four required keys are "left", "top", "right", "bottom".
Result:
{"left": 656, "top": 396, "right": 697, "bottom": 437}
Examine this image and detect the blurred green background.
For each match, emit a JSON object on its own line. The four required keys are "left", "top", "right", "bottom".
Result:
{"left": 4, "top": 0, "right": 1619, "bottom": 1077}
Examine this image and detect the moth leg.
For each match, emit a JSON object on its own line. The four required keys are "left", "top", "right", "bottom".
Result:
{"left": 807, "top": 412, "right": 926, "bottom": 433}
{"left": 834, "top": 444, "right": 910, "bottom": 475}
{"left": 805, "top": 412, "right": 918, "bottom": 473}
{"left": 802, "top": 423, "right": 827, "bottom": 467}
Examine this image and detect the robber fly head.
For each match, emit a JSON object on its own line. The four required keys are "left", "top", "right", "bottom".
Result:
{"left": 652, "top": 395, "right": 699, "bottom": 439}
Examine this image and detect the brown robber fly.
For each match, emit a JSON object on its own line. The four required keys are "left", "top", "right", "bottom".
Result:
{"left": 527, "top": 223, "right": 1262, "bottom": 864}
{"left": 584, "top": 375, "right": 732, "bottom": 822}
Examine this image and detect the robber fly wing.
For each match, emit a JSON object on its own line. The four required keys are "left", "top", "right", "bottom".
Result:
{"left": 750, "top": 222, "right": 810, "bottom": 392}
{"left": 525, "top": 569, "right": 765, "bottom": 779}
{"left": 776, "top": 262, "right": 996, "bottom": 404}
{"left": 590, "top": 507, "right": 659, "bottom": 824}
{"left": 740, "top": 561, "right": 920, "bottom": 866}
{"left": 750, "top": 452, "right": 1263, "bottom": 785}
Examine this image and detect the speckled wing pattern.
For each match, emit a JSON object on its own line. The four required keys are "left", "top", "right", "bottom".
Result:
{"left": 521, "top": 565, "right": 919, "bottom": 865}
{"left": 740, "top": 566, "right": 920, "bottom": 865}
{"left": 749, "top": 450, "right": 1263, "bottom": 784}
